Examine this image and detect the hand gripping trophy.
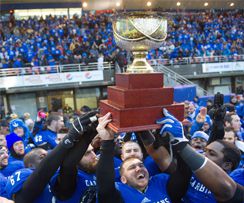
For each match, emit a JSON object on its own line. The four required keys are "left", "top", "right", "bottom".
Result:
{"left": 100, "top": 12, "right": 184, "bottom": 133}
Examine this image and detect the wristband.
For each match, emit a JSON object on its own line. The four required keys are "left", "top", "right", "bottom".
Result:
{"left": 179, "top": 144, "right": 207, "bottom": 172}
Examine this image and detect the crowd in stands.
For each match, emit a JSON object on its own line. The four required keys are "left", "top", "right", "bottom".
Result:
{"left": 0, "top": 9, "right": 243, "bottom": 71}
{"left": 0, "top": 92, "right": 243, "bottom": 202}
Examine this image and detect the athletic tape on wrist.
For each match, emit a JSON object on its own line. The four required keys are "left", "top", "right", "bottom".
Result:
{"left": 179, "top": 144, "right": 206, "bottom": 172}
{"left": 195, "top": 157, "right": 208, "bottom": 172}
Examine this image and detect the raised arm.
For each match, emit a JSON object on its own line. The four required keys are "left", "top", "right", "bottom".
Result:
{"left": 138, "top": 131, "right": 175, "bottom": 173}
{"left": 14, "top": 111, "right": 98, "bottom": 203}
{"left": 208, "top": 92, "right": 226, "bottom": 144}
{"left": 157, "top": 108, "right": 243, "bottom": 203}
{"left": 52, "top": 111, "right": 98, "bottom": 200}
{"left": 138, "top": 130, "right": 191, "bottom": 203}
{"left": 52, "top": 129, "right": 97, "bottom": 200}
{"left": 96, "top": 113, "right": 123, "bottom": 203}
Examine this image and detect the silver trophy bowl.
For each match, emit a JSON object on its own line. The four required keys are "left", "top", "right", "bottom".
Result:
{"left": 113, "top": 12, "right": 167, "bottom": 73}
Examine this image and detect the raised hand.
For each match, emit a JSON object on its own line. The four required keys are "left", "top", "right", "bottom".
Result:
{"left": 62, "top": 110, "right": 99, "bottom": 148}
{"left": 212, "top": 92, "right": 226, "bottom": 121}
{"left": 156, "top": 108, "right": 188, "bottom": 145}
{"left": 71, "top": 109, "right": 99, "bottom": 134}
{"left": 196, "top": 107, "right": 207, "bottom": 123}
{"left": 96, "top": 112, "right": 114, "bottom": 140}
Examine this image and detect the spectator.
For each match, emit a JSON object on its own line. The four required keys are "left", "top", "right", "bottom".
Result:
{"left": 0, "top": 134, "right": 7, "bottom": 146}
{"left": 156, "top": 109, "right": 244, "bottom": 202}
{"left": 23, "top": 112, "right": 34, "bottom": 132}
{"left": 9, "top": 118, "right": 31, "bottom": 146}
{"left": 6, "top": 133, "right": 26, "bottom": 162}
{"left": 33, "top": 114, "right": 64, "bottom": 150}
{"left": 97, "top": 53, "right": 104, "bottom": 70}
{"left": 223, "top": 127, "right": 238, "bottom": 144}
{"left": 224, "top": 112, "right": 244, "bottom": 141}
{"left": 62, "top": 104, "right": 73, "bottom": 115}
{"left": 1, "top": 10, "right": 243, "bottom": 69}
{"left": 0, "top": 145, "right": 24, "bottom": 177}
{"left": 4, "top": 110, "right": 98, "bottom": 202}
{"left": 190, "top": 131, "right": 209, "bottom": 153}
{"left": 190, "top": 107, "right": 212, "bottom": 136}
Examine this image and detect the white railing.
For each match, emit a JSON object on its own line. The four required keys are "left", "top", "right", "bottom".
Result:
{"left": 148, "top": 55, "right": 244, "bottom": 66}
{"left": 153, "top": 64, "right": 210, "bottom": 96}
{"left": 0, "top": 62, "right": 115, "bottom": 77}
{"left": 0, "top": 54, "right": 243, "bottom": 78}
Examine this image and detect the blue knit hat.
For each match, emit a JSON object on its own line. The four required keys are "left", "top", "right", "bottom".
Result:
{"left": 9, "top": 119, "right": 30, "bottom": 144}
{"left": 6, "top": 133, "right": 23, "bottom": 150}
{"left": 9, "top": 119, "right": 26, "bottom": 132}
{"left": 191, "top": 131, "right": 209, "bottom": 141}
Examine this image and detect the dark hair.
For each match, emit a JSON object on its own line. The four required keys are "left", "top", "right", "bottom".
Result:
{"left": 216, "top": 139, "right": 241, "bottom": 171}
{"left": 224, "top": 126, "right": 239, "bottom": 141}
{"left": 46, "top": 115, "right": 62, "bottom": 126}
{"left": 80, "top": 105, "right": 91, "bottom": 113}
{"left": 224, "top": 126, "right": 235, "bottom": 132}
{"left": 10, "top": 147, "right": 25, "bottom": 160}
{"left": 224, "top": 112, "right": 236, "bottom": 124}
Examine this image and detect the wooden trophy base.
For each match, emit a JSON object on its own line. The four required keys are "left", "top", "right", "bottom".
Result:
{"left": 100, "top": 73, "right": 184, "bottom": 133}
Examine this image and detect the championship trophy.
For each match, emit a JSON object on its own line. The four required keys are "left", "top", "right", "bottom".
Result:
{"left": 100, "top": 12, "right": 184, "bottom": 132}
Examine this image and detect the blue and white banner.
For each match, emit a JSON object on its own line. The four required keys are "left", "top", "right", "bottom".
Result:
{"left": 202, "top": 62, "right": 244, "bottom": 73}
{"left": 0, "top": 71, "right": 104, "bottom": 89}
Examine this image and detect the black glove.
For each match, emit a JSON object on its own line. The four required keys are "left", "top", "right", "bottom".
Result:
{"left": 62, "top": 110, "right": 99, "bottom": 148}
{"left": 153, "top": 132, "right": 170, "bottom": 150}
{"left": 137, "top": 131, "right": 155, "bottom": 146}
{"left": 209, "top": 92, "right": 226, "bottom": 121}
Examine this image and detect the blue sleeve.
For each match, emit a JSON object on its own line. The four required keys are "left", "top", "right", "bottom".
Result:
{"left": 190, "top": 119, "right": 203, "bottom": 136}
{"left": 0, "top": 173, "right": 7, "bottom": 197}
{"left": 114, "top": 157, "right": 122, "bottom": 182}
{"left": 230, "top": 168, "right": 244, "bottom": 186}
{"left": 236, "top": 104, "right": 244, "bottom": 118}
{"left": 113, "top": 157, "right": 122, "bottom": 168}
{"left": 45, "top": 135, "right": 57, "bottom": 148}
{"left": 49, "top": 171, "right": 60, "bottom": 189}
{"left": 144, "top": 156, "right": 161, "bottom": 176}
{"left": 151, "top": 173, "right": 170, "bottom": 190}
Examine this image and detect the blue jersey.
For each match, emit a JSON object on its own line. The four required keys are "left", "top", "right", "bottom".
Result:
{"left": 0, "top": 161, "right": 24, "bottom": 177}
{"left": 115, "top": 173, "right": 171, "bottom": 203}
{"left": 183, "top": 175, "right": 216, "bottom": 203}
{"left": 0, "top": 173, "right": 7, "bottom": 197}
{"left": 51, "top": 169, "right": 96, "bottom": 202}
{"left": 5, "top": 168, "right": 55, "bottom": 203}
{"left": 230, "top": 168, "right": 244, "bottom": 186}
{"left": 114, "top": 157, "right": 122, "bottom": 182}
{"left": 33, "top": 129, "right": 57, "bottom": 149}
{"left": 144, "top": 156, "right": 161, "bottom": 177}
{"left": 114, "top": 157, "right": 122, "bottom": 168}
{"left": 8, "top": 155, "right": 24, "bottom": 163}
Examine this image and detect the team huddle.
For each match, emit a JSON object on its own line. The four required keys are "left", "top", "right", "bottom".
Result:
{"left": 0, "top": 93, "right": 244, "bottom": 203}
